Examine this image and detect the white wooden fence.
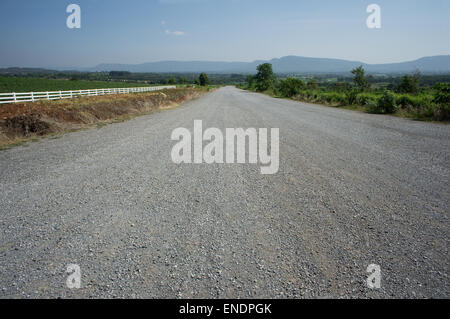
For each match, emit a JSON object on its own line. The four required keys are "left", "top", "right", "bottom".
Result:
{"left": 0, "top": 86, "right": 176, "bottom": 105}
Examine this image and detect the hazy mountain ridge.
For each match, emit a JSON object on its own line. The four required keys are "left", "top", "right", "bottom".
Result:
{"left": 86, "top": 55, "right": 450, "bottom": 74}
{"left": 3, "top": 56, "right": 449, "bottom": 75}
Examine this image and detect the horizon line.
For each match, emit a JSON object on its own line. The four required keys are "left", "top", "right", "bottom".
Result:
{"left": 1, "top": 54, "right": 449, "bottom": 71}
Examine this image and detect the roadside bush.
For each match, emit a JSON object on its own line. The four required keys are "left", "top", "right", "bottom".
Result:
{"left": 366, "top": 98, "right": 378, "bottom": 112}
{"left": 433, "top": 83, "right": 450, "bottom": 105}
{"left": 395, "top": 94, "right": 434, "bottom": 112}
{"left": 396, "top": 94, "right": 415, "bottom": 108}
{"left": 356, "top": 93, "right": 377, "bottom": 106}
{"left": 433, "top": 104, "right": 450, "bottom": 121}
{"left": 345, "top": 89, "right": 358, "bottom": 105}
{"left": 434, "top": 91, "right": 450, "bottom": 105}
{"left": 245, "top": 75, "right": 255, "bottom": 90}
{"left": 296, "top": 90, "right": 317, "bottom": 102}
{"left": 368, "top": 91, "right": 397, "bottom": 114}
{"left": 415, "top": 104, "right": 437, "bottom": 119}
{"left": 278, "top": 78, "right": 305, "bottom": 98}
{"left": 319, "top": 92, "right": 346, "bottom": 105}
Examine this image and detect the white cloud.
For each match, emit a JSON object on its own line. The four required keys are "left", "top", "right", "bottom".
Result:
{"left": 165, "top": 29, "right": 185, "bottom": 36}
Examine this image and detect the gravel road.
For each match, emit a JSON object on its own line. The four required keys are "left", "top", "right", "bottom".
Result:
{"left": 0, "top": 86, "right": 448, "bottom": 298}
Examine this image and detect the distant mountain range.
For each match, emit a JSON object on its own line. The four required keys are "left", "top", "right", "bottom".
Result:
{"left": 81, "top": 55, "right": 450, "bottom": 74}
{"left": 3, "top": 55, "right": 450, "bottom": 75}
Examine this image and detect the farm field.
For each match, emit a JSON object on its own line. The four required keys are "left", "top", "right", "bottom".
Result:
{"left": 0, "top": 77, "right": 151, "bottom": 93}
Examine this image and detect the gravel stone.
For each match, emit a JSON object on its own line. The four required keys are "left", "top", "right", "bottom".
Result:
{"left": 0, "top": 87, "right": 448, "bottom": 298}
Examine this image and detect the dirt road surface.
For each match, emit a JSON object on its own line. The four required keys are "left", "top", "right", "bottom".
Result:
{"left": 0, "top": 87, "right": 448, "bottom": 298}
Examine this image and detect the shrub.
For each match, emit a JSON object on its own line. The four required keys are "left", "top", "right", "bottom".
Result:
{"left": 366, "top": 98, "right": 378, "bottom": 111}
{"left": 433, "top": 83, "right": 450, "bottom": 105}
{"left": 417, "top": 104, "right": 437, "bottom": 119}
{"left": 315, "top": 92, "right": 346, "bottom": 106}
{"left": 356, "top": 93, "right": 376, "bottom": 106}
{"left": 433, "top": 104, "right": 450, "bottom": 121}
{"left": 278, "top": 78, "right": 305, "bottom": 98}
{"left": 395, "top": 94, "right": 434, "bottom": 112}
{"left": 345, "top": 89, "right": 358, "bottom": 105}
{"left": 245, "top": 75, "right": 255, "bottom": 90}
{"left": 296, "top": 89, "right": 316, "bottom": 102}
{"left": 369, "top": 91, "right": 397, "bottom": 114}
{"left": 199, "top": 73, "right": 209, "bottom": 86}
{"left": 396, "top": 94, "right": 415, "bottom": 108}
{"left": 434, "top": 92, "right": 450, "bottom": 105}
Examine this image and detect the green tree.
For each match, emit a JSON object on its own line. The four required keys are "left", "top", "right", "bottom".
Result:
{"left": 351, "top": 65, "right": 369, "bottom": 91}
{"left": 168, "top": 78, "right": 176, "bottom": 85}
{"left": 199, "top": 73, "right": 209, "bottom": 86}
{"left": 396, "top": 72, "right": 420, "bottom": 94}
{"left": 255, "top": 63, "right": 275, "bottom": 92}
{"left": 279, "top": 77, "right": 305, "bottom": 97}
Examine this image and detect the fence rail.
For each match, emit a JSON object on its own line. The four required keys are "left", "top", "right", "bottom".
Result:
{"left": 0, "top": 86, "right": 176, "bottom": 104}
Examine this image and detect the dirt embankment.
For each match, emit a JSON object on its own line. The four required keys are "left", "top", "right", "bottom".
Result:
{"left": 0, "top": 87, "right": 206, "bottom": 148}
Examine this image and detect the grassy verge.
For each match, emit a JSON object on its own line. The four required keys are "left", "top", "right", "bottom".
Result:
{"left": 0, "top": 86, "right": 210, "bottom": 150}
{"left": 240, "top": 87, "right": 449, "bottom": 122}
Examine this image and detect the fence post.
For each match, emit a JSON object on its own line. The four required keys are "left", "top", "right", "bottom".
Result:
{"left": 13, "top": 92, "right": 17, "bottom": 103}
{"left": 59, "top": 91, "right": 62, "bottom": 99}
{"left": 31, "top": 92, "right": 34, "bottom": 102}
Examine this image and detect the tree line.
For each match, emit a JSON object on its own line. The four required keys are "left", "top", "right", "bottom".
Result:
{"left": 241, "top": 63, "right": 449, "bottom": 121}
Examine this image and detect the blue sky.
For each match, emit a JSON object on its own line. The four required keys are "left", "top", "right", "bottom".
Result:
{"left": 0, "top": 0, "right": 449, "bottom": 68}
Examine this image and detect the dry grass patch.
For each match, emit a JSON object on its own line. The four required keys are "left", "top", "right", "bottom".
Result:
{"left": 0, "top": 88, "right": 206, "bottom": 149}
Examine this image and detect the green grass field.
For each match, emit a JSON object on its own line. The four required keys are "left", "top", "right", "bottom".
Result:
{"left": 0, "top": 77, "right": 152, "bottom": 93}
